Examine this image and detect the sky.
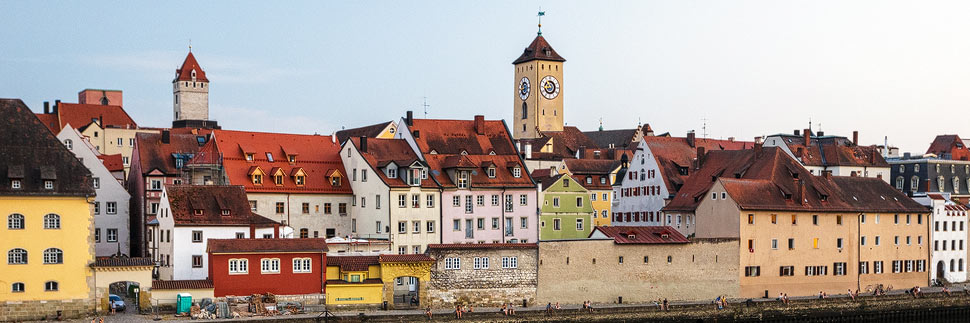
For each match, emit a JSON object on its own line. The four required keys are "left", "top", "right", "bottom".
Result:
{"left": 2, "top": 1, "right": 970, "bottom": 153}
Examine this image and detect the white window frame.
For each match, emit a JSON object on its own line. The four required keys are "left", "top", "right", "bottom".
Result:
{"left": 229, "top": 259, "right": 249, "bottom": 274}
{"left": 261, "top": 258, "right": 281, "bottom": 274}
{"left": 292, "top": 258, "right": 312, "bottom": 273}
{"left": 502, "top": 256, "right": 518, "bottom": 269}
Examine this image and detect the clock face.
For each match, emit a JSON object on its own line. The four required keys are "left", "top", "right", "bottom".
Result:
{"left": 518, "top": 77, "right": 531, "bottom": 100}
{"left": 540, "top": 75, "right": 560, "bottom": 100}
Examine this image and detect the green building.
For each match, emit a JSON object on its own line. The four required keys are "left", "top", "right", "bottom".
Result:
{"left": 537, "top": 173, "right": 594, "bottom": 240}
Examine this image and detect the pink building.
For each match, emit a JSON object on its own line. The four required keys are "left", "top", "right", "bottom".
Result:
{"left": 398, "top": 114, "right": 538, "bottom": 244}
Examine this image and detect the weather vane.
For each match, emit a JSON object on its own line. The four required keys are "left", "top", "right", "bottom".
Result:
{"left": 537, "top": 9, "right": 545, "bottom": 35}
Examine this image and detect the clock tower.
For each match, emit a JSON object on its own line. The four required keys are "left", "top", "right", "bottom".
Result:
{"left": 512, "top": 27, "right": 565, "bottom": 139}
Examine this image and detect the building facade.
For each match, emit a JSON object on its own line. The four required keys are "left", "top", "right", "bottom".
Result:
{"left": 564, "top": 159, "right": 620, "bottom": 226}
{"left": 764, "top": 130, "right": 889, "bottom": 182}
{"left": 325, "top": 254, "right": 434, "bottom": 309}
{"left": 207, "top": 238, "right": 327, "bottom": 297}
{"left": 0, "top": 99, "right": 97, "bottom": 321}
{"left": 512, "top": 30, "right": 565, "bottom": 139}
{"left": 57, "top": 127, "right": 131, "bottom": 257}
{"left": 425, "top": 243, "right": 538, "bottom": 307}
{"left": 913, "top": 194, "right": 967, "bottom": 284}
{"left": 536, "top": 173, "right": 593, "bottom": 240}
{"left": 889, "top": 156, "right": 970, "bottom": 204}
{"left": 173, "top": 51, "right": 210, "bottom": 122}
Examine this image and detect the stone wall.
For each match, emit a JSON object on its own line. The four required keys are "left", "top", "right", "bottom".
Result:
{"left": 426, "top": 246, "right": 538, "bottom": 308}
{"left": 0, "top": 298, "right": 95, "bottom": 321}
{"left": 537, "top": 238, "right": 740, "bottom": 304}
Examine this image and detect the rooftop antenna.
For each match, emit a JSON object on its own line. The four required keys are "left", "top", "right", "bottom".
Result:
{"left": 884, "top": 136, "right": 889, "bottom": 158}
{"left": 422, "top": 97, "right": 430, "bottom": 118}
{"left": 189, "top": 39, "right": 192, "bottom": 52}
{"left": 537, "top": 9, "right": 545, "bottom": 36}
{"left": 701, "top": 117, "right": 709, "bottom": 139}
{"left": 808, "top": 117, "right": 812, "bottom": 134}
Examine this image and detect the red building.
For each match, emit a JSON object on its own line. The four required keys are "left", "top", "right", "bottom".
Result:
{"left": 207, "top": 238, "right": 328, "bottom": 297}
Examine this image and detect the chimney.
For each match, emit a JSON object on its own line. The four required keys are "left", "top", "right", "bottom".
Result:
{"left": 795, "top": 147, "right": 804, "bottom": 158}
{"left": 98, "top": 114, "right": 103, "bottom": 126}
{"left": 817, "top": 131, "right": 825, "bottom": 137}
{"left": 412, "top": 130, "right": 420, "bottom": 139}
{"left": 852, "top": 131, "right": 859, "bottom": 146}
{"left": 728, "top": 137, "right": 735, "bottom": 142}
{"left": 53, "top": 100, "right": 60, "bottom": 114}
{"left": 876, "top": 174, "right": 882, "bottom": 180}
{"left": 823, "top": 170, "right": 832, "bottom": 179}
{"left": 406, "top": 110, "right": 413, "bottom": 126}
{"left": 850, "top": 171, "right": 857, "bottom": 177}
{"left": 360, "top": 136, "right": 368, "bottom": 152}
{"left": 754, "top": 136, "right": 763, "bottom": 144}
{"left": 161, "top": 130, "right": 170, "bottom": 144}
{"left": 926, "top": 179, "right": 932, "bottom": 192}
{"left": 798, "top": 180, "right": 806, "bottom": 205}
{"left": 687, "top": 131, "right": 696, "bottom": 148}
{"left": 578, "top": 146, "right": 586, "bottom": 159}
{"left": 794, "top": 129, "right": 800, "bottom": 136}
{"left": 249, "top": 224, "right": 256, "bottom": 240}
{"left": 524, "top": 142, "right": 533, "bottom": 159}
{"left": 43, "top": 101, "right": 49, "bottom": 114}
{"left": 696, "top": 147, "right": 706, "bottom": 169}
{"left": 273, "top": 223, "right": 280, "bottom": 239}
{"left": 803, "top": 129, "right": 811, "bottom": 146}
{"left": 474, "top": 115, "right": 485, "bottom": 135}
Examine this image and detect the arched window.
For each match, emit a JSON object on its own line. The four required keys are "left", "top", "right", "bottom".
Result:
{"left": 43, "top": 214, "right": 60, "bottom": 229}
{"left": 64, "top": 139, "right": 73, "bottom": 150}
{"left": 44, "top": 281, "right": 58, "bottom": 291}
{"left": 521, "top": 102, "right": 527, "bottom": 120}
{"left": 951, "top": 259, "right": 956, "bottom": 271}
{"left": 8, "top": 214, "right": 24, "bottom": 229}
{"left": 43, "top": 248, "right": 63, "bottom": 264}
{"left": 8, "top": 248, "right": 27, "bottom": 264}
{"left": 11, "top": 282, "right": 24, "bottom": 293}
{"left": 895, "top": 177, "right": 903, "bottom": 190}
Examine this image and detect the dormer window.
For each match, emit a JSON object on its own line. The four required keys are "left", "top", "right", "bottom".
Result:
{"left": 563, "top": 179, "right": 570, "bottom": 188}
{"left": 274, "top": 175, "right": 284, "bottom": 186}
{"left": 11, "top": 180, "right": 21, "bottom": 189}
{"left": 288, "top": 155, "right": 296, "bottom": 163}
{"left": 329, "top": 176, "right": 339, "bottom": 187}
{"left": 175, "top": 158, "right": 184, "bottom": 169}
{"left": 253, "top": 174, "right": 263, "bottom": 185}
{"left": 457, "top": 171, "right": 469, "bottom": 189}
{"left": 194, "top": 209, "right": 204, "bottom": 216}
{"left": 460, "top": 150, "right": 468, "bottom": 155}
{"left": 44, "top": 181, "right": 53, "bottom": 190}
{"left": 661, "top": 233, "right": 669, "bottom": 239}
{"left": 421, "top": 169, "right": 428, "bottom": 179}
{"left": 600, "top": 177, "right": 607, "bottom": 185}
{"left": 409, "top": 168, "right": 421, "bottom": 186}
{"left": 487, "top": 167, "right": 496, "bottom": 178}
{"left": 191, "top": 69, "right": 197, "bottom": 79}
{"left": 221, "top": 209, "right": 230, "bottom": 216}
{"left": 246, "top": 153, "right": 254, "bottom": 161}
{"left": 294, "top": 175, "right": 305, "bottom": 186}
{"left": 513, "top": 167, "right": 521, "bottom": 178}
{"left": 388, "top": 168, "right": 397, "bottom": 179}
{"left": 629, "top": 234, "right": 636, "bottom": 240}
{"left": 586, "top": 177, "right": 592, "bottom": 185}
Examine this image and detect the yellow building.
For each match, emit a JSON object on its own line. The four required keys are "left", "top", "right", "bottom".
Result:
{"left": 512, "top": 27, "right": 565, "bottom": 139}
{"left": 564, "top": 159, "right": 621, "bottom": 226}
{"left": 0, "top": 99, "right": 97, "bottom": 321}
{"left": 325, "top": 254, "right": 433, "bottom": 309}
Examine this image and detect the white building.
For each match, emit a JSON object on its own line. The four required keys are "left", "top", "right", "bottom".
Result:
{"left": 763, "top": 130, "right": 890, "bottom": 183}
{"left": 155, "top": 185, "right": 279, "bottom": 280}
{"left": 57, "top": 126, "right": 131, "bottom": 257}
{"left": 914, "top": 194, "right": 967, "bottom": 284}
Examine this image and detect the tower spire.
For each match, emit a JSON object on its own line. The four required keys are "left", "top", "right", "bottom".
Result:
{"left": 537, "top": 9, "right": 545, "bottom": 35}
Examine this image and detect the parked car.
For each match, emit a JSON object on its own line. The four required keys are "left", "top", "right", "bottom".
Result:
{"left": 109, "top": 294, "right": 126, "bottom": 312}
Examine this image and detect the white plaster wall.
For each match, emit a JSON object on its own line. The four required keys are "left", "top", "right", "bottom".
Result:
{"left": 929, "top": 201, "right": 968, "bottom": 284}
{"left": 340, "top": 141, "right": 391, "bottom": 241}
{"left": 174, "top": 80, "right": 208, "bottom": 120}
{"left": 171, "top": 226, "right": 274, "bottom": 280}
{"left": 389, "top": 187, "right": 441, "bottom": 253}
{"left": 612, "top": 141, "right": 671, "bottom": 228}
{"left": 247, "top": 192, "right": 353, "bottom": 238}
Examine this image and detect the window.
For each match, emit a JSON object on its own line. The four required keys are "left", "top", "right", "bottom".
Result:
{"left": 513, "top": 167, "right": 522, "bottom": 178}
{"left": 105, "top": 202, "right": 117, "bottom": 214}
{"left": 339, "top": 203, "right": 347, "bottom": 215}
{"left": 261, "top": 258, "right": 281, "bottom": 273}
{"left": 744, "top": 266, "right": 761, "bottom": 277}
{"left": 293, "top": 258, "right": 312, "bottom": 273}
{"left": 892, "top": 260, "right": 901, "bottom": 273}
{"left": 473, "top": 257, "right": 489, "bottom": 269}
{"left": 552, "top": 218, "right": 562, "bottom": 230}
{"left": 861, "top": 236, "right": 866, "bottom": 246}
{"left": 465, "top": 195, "right": 473, "bottom": 213}
{"left": 412, "top": 194, "right": 420, "bottom": 208}
{"left": 398, "top": 246, "right": 407, "bottom": 254}
{"left": 64, "top": 139, "right": 73, "bottom": 149}
{"left": 95, "top": 228, "right": 101, "bottom": 242}
{"left": 149, "top": 179, "right": 163, "bottom": 190}
{"left": 837, "top": 238, "right": 843, "bottom": 249}
{"left": 387, "top": 168, "right": 397, "bottom": 179}
{"left": 521, "top": 217, "right": 528, "bottom": 229}
{"left": 812, "top": 214, "right": 818, "bottom": 225}
{"left": 576, "top": 218, "right": 584, "bottom": 231}
{"left": 398, "top": 221, "right": 407, "bottom": 234}
{"left": 11, "top": 282, "right": 24, "bottom": 293}
{"left": 875, "top": 236, "right": 881, "bottom": 245}
{"left": 771, "top": 239, "right": 778, "bottom": 249}
{"left": 376, "top": 195, "right": 381, "bottom": 209}
{"left": 779, "top": 266, "right": 794, "bottom": 276}
{"left": 192, "top": 255, "right": 203, "bottom": 268}
{"left": 874, "top": 261, "right": 883, "bottom": 274}
{"left": 502, "top": 256, "right": 518, "bottom": 268}
{"left": 457, "top": 171, "right": 469, "bottom": 188}
{"left": 104, "top": 228, "right": 116, "bottom": 242}
{"left": 563, "top": 179, "right": 570, "bottom": 188}
{"left": 11, "top": 180, "right": 20, "bottom": 189}
{"left": 788, "top": 238, "right": 794, "bottom": 250}
{"left": 362, "top": 169, "right": 368, "bottom": 182}
{"left": 453, "top": 220, "right": 460, "bottom": 231}
{"left": 453, "top": 196, "right": 461, "bottom": 207}
{"left": 229, "top": 259, "right": 248, "bottom": 274}
{"left": 490, "top": 194, "right": 499, "bottom": 206}
{"left": 398, "top": 194, "right": 407, "bottom": 208}
{"left": 8, "top": 248, "right": 27, "bottom": 264}
{"left": 791, "top": 214, "right": 797, "bottom": 225}
{"left": 275, "top": 202, "right": 285, "bottom": 214}
{"left": 747, "top": 214, "right": 754, "bottom": 224}
{"left": 553, "top": 197, "right": 560, "bottom": 207}
{"left": 45, "top": 281, "right": 58, "bottom": 292}
{"left": 576, "top": 196, "right": 583, "bottom": 207}
{"left": 444, "top": 257, "right": 461, "bottom": 269}
{"left": 477, "top": 195, "right": 485, "bottom": 206}
{"left": 834, "top": 262, "right": 846, "bottom": 276}
{"left": 770, "top": 214, "right": 777, "bottom": 224}
{"left": 427, "top": 221, "right": 435, "bottom": 233}
{"left": 44, "top": 180, "right": 53, "bottom": 190}
{"left": 477, "top": 218, "right": 485, "bottom": 230}
{"left": 492, "top": 218, "right": 499, "bottom": 230}
{"left": 43, "top": 248, "right": 63, "bottom": 264}
{"left": 299, "top": 229, "right": 309, "bottom": 238}
{"left": 487, "top": 167, "right": 496, "bottom": 178}
{"left": 8, "top": 214, "right": 24, "bottom": 229}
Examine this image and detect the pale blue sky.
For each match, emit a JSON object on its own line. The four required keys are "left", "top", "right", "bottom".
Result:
{"left": 3, "top": 1, "right": 970, "bottom": 153}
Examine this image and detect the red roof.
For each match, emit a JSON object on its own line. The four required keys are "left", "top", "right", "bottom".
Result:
{"left": 327, "top": 255, "right": 379, "bottom": 271}
{"left": 521, "top": 126, "right": 599, "bottom": 160}
{"left": 407, "top": 118, "right": 534, "bottom": 189}
{"left": 207, "top": 238, "right": 328, "bottom": 253}
{"left": 36, "top": 103, "right": 138, "bottom": 134}
{"left": 513, "top": 35, "right": 566, "bottom": 64}
{"left": 643, "top": 136, "right": 754, "bottom": 193}
{"left": 98, "top": 154, "right": 125, "bottom": 172}
{"left": 349, "top": 138, "right": 438, "bottom": 189}
{"left": 152, "top": 279, "right": 213, "bottom": 290}
{"left": 165, "top": 185, "right": 277, "bottom": 226}
{"left": 926, "top": 135, "right": 970, "bottom": 161}
{"left": 175, "top": 51, "right": 208, "bottom": 82}
{"left": 773, "top": 134, "right": 888, "bottom": 167}
{"left": 426, "top": 243, "right": 538, "bottom": 250}
{"left": 565, "top": 159, "right": 619, "bottom": 190}
{"left": 378, "top": 254, "right": 434, "bottom": 263}
{"left": 135, "top": 132, "right": 209, "bottom": 176}
{"left": 208, "top": 130, "right": 351, "bottom": 194}
{"left": 592, "top": 226, "right": 689, "bottom": 244}
{"left": 35, "top": 113, "right": 60, "bottom": 133}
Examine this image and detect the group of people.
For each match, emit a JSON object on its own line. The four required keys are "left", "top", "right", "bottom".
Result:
{"left": 847, "top": 289, "right": 860, "bottom": 301}
{"left": 500, "top": 303, "right": 516, "bottom": 316}
{"left": 582, "top": 300, "right": 594, "bottom": 313}
{"left": 655, "top": 298, "right": 670, "bottom": 311}
{"left": 777, "top": 293, "right": 791, "bottom": 305}
{"left": 909, "top": 286, "right": 925, "bottom": 298}
{"left": 713, "top": 296, "right": 728, "bottom": 310}
{"left": 452, "top": 304, "right": 474, "bottom": 318}
{"left": 544, "top": 302, "right": 561, "bottom": 314}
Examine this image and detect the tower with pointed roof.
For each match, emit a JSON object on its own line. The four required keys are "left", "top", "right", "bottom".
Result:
{"left": 513, "top": 22, "right": 565, "bottom": 139}
{"left": 173, "top": 50, "right": 209, "bottom": 122}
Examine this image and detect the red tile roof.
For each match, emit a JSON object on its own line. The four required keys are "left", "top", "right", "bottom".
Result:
{"left": 98, "top": 154, "right": 125, "bottom": 172}
{"left": 92, "top": 257, "right": 155, "bottom": 267}
{"left": 522, "top": 126, "right": 599, "bottom": 160}
{"left": 513, "top": 35, "right": 566, "bottom": 64}
{"left": 378, "top": 254, "right": 434, "bottom": 263}
{"left": 926, "top": 135, "right": 970, "bottom": 161}
{"left": 565, "top": 159, "right": 619, "bottom": 190}
{"left": 207, "top": 130, "right": 351, "bottom": 194}
{"left": 407, "top": 118, "right": 534, "bottom": 189}
{"left": 426, "top": 243, "right": 538, "bottom": 250}
{"left": 135, "top": 132, "right": 209, "bottom": 176}
{"left": 208, "top": 238, "right": 327, "bottom": 253}
{"left": 592, "top": 226, "right": 689, "bottom": 244}
{"left": 175, "top": 52, "right": 208, "bottom": 82}
{"left": 36, "top": 103, "right": 138, "bottom": 134}
{"left": 643, "top": 136, "right": 754, "bottom": 193}
{"left": 348, "top": 138, "right": 438, "bottom": 189}
{"left": 327, "top": 255, "right": 379, "bottom": 271}
{"left": 165, "top": 185, "right": 277, "bottom": 226}
{"left": 152, "top": 279, "right": 213, "bottom": 290}
{"left": 35, "top": 113, "right": 60, "bottom": 133}
{"left": 772, "top": 134, "right": 888, "bottom": 167}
